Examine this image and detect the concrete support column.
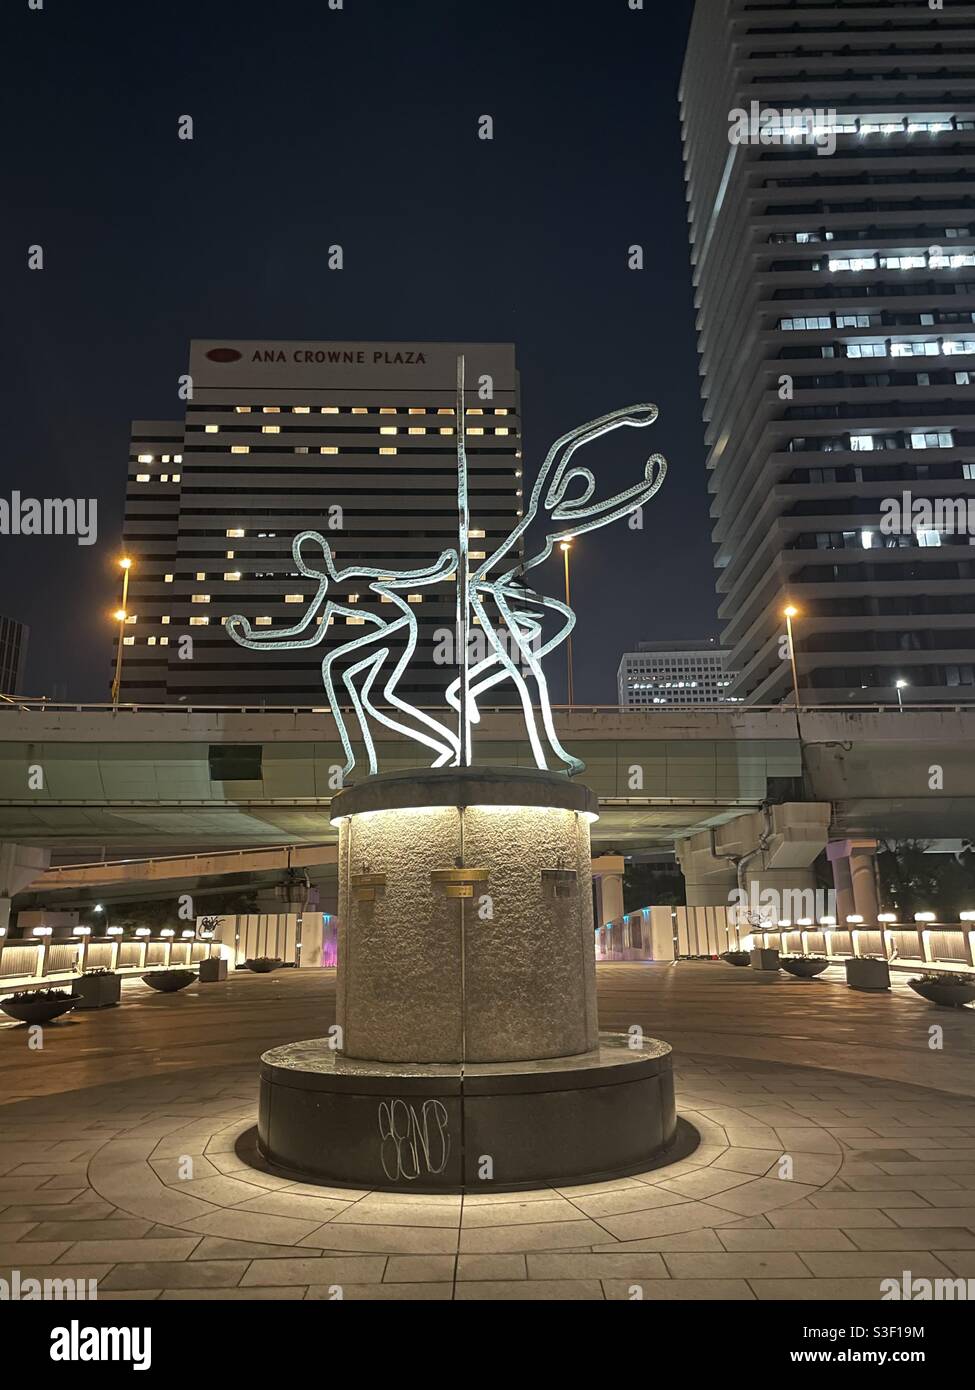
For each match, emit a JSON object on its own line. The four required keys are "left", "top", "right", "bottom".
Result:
{"left": 827, "top": 844, "right": 855, "bottom": 924}
{"left": 0, "top": 843, "right": 51, "bottom": 937}
{"left": 592, "top": 855, "right": 625, "bottom": 926}
{"left": 828, "top": 838, "right": 879, "bottom": 925}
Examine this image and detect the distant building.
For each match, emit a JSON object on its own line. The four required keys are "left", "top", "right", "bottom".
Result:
{"left": 116, "top": 340, "right": 522, "bottom": 704}
{"left": 618, "top": 639, "right": 735, "bottom": 708}
{"left": 0, "top": 615, "right": 28, "bottom": 695}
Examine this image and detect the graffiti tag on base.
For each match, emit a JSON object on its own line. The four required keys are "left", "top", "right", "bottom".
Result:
{"left": 378, "top": 1098, "right": 450, "bottom": 1181}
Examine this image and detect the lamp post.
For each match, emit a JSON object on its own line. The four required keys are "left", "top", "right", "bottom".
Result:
{"left": 111, "top": 557, "right": 133, "bottom": 711}
{"left": 560, "top": 537, "right": 574, "bottom": 707}
{"left": 895, "top": 678, "right": 907, "bottom": 712}
{"left": 783, "top": 604, "right": 801, "bottom": 709}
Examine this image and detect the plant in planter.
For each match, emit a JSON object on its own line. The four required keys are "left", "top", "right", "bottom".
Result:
{"left": 720, "top": 950, "right": 751, "bottom": 967}
{"left": 142, "top": 969, "right": 198, "bottom": 993}
{"left": 244, "top": 957, "right": 283, "bottom": 974}
{"left": 908, "top": 973, "right": 975, "bottom": 1009}
{"left": 1, "top": 988, "right": 77, "bottom": 1024}
{"left": 781, "top": 955, "right": 830, "bottom": 979}
{"left": 72, "top": 967, "right": 122, "bottom": 1010}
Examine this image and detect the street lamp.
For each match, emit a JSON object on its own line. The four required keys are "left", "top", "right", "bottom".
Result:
{"left": 782, "top": 605, "right": 801, "bottom": 709}
{"left": 895, "top": 678, "right": 908, "bottom": 712}
{"left": 111, "top": 557, "right": 133, "bottom": 711}
{"left": 559, "top": 537, "right": 575, "bottom": 707}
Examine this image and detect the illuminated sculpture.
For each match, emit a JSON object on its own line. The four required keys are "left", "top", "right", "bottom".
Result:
{"left": 227, "top": 357, "right": 667, "bottom": 776}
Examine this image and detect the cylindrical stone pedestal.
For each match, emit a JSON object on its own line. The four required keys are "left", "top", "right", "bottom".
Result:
{"left": 254, "top": 767, "right": 682, "bottom": 1191}
{"left": 331, "top": 767, "right": 598, "bottom": 1064}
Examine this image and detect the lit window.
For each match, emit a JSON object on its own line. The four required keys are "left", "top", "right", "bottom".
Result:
{"left": 174, "top": 454, "right": 182, "bottom": 463}
{"left": 189, "top": 616, "right": 209, "bottom": 626}
{"left": 440, "top": 427, "right": 454, "bottom": 436}
{"left": 231, "top": 445, "right": 249, "bottom": 454}
{"left": 409, "top": 426, "right": 426, "bottom": 435}
{"left": 284, "top": 594, "right": 303, "bottom": 603}
{"left": 205, "top": 424, "right": 219, "bottom": 433}
{"left": 347, "top": 615, "right": 366, "bottom": 625}
{"left": 496, "top": 408, "right": 509, "bottom": 415}
{"left": 123, "top": 636, "right": 135, "bottom": 646}
{"left": 196, "top": 572, "right": 206, "bottom": 581}
{"left": 235, "top": 406, "right": 251, "bottom": 414}
{"left": 380, "top": 407, "right": 396, "bottom": 415}
{"left": 437, "top": 408, "right": 454, "bottom": 415}
{"left": 227, "top": 528, "right": 244, "bottom": 537}
{"left": 348, "top": 594, "right": 359, "bottom": 603}
{"left": 496, "top": 428, "right": 510, "bottom": 436}
{"left": 161, "top": 615, "right": 170, "bottom": 625}
{"left": 160, "top": 636, "right": 169, "bottom": 646}
{"left": 320, "top": 446, "right": 338, "bottom": 455}
{"left": 470, "top": 550, "right": 486, "bottom": 559}
{"left": 224, "top": 572, "right": 241, "bottom": 581}
{"left": 321, "top": 406, "right": 339, "bottom": 414}
{"left": 352, "top": 407, "right": 368, "bottom": 415}
{"left": 380, "top": 426, "right": 397, "bottom": 435}
{"left": 162, "top": 455, "right": 170, "bottom": 464}
{"left": 147, "top": 636, "right": 156, "bottom": 646}
{"left": 136, "top": 473, "right": 150, "bottom": 482}
{"left": 160, "top": 474, "right": 169, "bottom": 482}
{"left": 137, "top": 454, "right": 153, "bottom": 463}
{"left": 468, "top": 427, "right": 484, "bottom": 435}
{"left": 191, "top": 594, "right": 210, "bottom": 603}
{"left": 262, "top": 425, "right": 280, "bottom": 434}
{"left": 226, "top": 550, "right": 235, "bottom": 559}
{"left": 409, "top": 407, "right": 425, "bottom": 415}
{"left": 255, "top": 616, "right": 272, "bottom": 626}
{"left": 408, "top": 594, "right": 422, "bottom": 604}
{"left": 467, "top": 408, "right": 484, "bottom": 415}
{"left": 379, "top": 447, "right": 397, "bottom": 455}
{"left": 164, "top": 574, "right": 174, "bottom": 583}
{"left": 263, "top": 406, "right": 280, "bottom": 414}
{"left": 171, "top": 473, "right": 181, "bottom": 482}
{"left": 293, "top": 406, "right": 310, "bottom": 414}
{"left": 125, "top": 614, "right": 137, "bottom": 623}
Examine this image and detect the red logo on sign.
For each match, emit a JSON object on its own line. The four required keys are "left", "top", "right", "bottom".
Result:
{"left": 205, "top": 347, "right": 242, "bottom": 362}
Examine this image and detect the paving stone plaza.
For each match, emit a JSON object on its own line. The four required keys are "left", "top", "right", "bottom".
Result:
{"left": 1, "top": 961, "right": 973, "bottom": 1303}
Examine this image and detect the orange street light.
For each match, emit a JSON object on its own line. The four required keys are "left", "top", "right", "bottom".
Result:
{"left": 560, "top": 537, "right": 574, "bottom": 707}
{"left": 111, "top": 556, "right": 133, "bottom": 711}
{"left": 782, "top": 604, "right": 801, "bottom": 709}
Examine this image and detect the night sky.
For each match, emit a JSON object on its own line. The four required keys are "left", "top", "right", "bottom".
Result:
{"left": 4, "top": 0, "right": 715, "bottom": 705}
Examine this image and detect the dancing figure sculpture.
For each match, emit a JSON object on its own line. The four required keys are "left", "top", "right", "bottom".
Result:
{"left": 227, "top": 355, "right": 668, "bottom": 777}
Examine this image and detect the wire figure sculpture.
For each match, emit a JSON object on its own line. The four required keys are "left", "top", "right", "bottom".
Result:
{"left": 227, "top": 356, "right": 667, "bottom": 778}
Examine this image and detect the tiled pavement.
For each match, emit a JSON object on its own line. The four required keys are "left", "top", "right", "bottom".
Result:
{"left": 1, "top": 962, "right": 973, "bottom": 1301}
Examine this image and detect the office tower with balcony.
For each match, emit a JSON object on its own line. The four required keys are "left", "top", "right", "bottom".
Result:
{"left": 681, "top": 0, "right": 975, "bottom": 703}
{"left": 117, "top": 340, "right": 522, "bottom": 703}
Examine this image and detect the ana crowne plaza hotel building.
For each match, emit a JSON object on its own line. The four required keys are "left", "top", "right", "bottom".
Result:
{"left": 117, "top": 341, "right": 522, "bottom": 704}
{"left": 682, "top": 0, "right": 975, "bottom": 703}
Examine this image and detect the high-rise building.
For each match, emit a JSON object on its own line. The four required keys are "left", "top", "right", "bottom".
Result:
{"left": 0, "top": 616, "right": 28, "bottom": 696}
{"left": 117, "top": 341, "right": 522, "bottom": 704}
{"left": 681, "top": 1, "right": 975, "bottom": 704}
{"left": 617, "top": 638, "right": 734, "bottom": 707}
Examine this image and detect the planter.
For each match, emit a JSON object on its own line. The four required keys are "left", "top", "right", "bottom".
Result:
{"left": 846, "top": 957, "right": 890, "bottom": 992}
{"left": 244, "top": 957, "right": 283, "bottom": 974}
{"left": 142, "top": 970, "right": 197, "bottom": 993}
{"left": 909, "top": 978, "right": 975, "bottom": 1009}
{"left": 1, "top": 992, "right": 77, "bottom": 1025}
{"left": 750, "top": 948, "right": 781, "bottom": 972}
{"left": 198, "top": 956, "right": 228, "bottom": 983}
{"left": 721, "top": 951, "right": 751, "bottom": 967}
{"left": 72, "top": 973, "right": 121, "bottom": 1009}
{"left": 781, "top": 957, "right": 829, "bottom": 979}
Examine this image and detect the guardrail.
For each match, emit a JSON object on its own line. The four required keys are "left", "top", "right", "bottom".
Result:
{"left": 2, "top": 698, "right": 975, "bottom": 716}
{"left": 0, "top": 936, "right": 226, "bottom": 995}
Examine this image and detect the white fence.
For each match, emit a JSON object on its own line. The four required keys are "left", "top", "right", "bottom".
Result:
{"left": 213, "top": 912, "right": 338, "bottom": 968}
{"left": 0, "top": 936, "right": 226, "bottom": 993}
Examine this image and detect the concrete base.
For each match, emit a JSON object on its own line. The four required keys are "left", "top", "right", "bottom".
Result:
{"left": 750, "top": 948, "right": 781, "bottom": 972}
{"left": 846, "top": 957, "right": 890, "bottom": 992}
{"left": 198, "top": 956, "right": 228, "bottom": 982}
{"left": 255, "top": 1033, "right": 681, "bottom": 1192}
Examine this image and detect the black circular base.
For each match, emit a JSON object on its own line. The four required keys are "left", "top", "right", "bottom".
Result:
{"left": 254, "top": 1033, "right": 681, "bottom": 1193}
